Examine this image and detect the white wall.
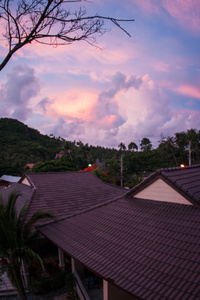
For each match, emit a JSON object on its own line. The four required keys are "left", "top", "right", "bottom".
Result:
{"left": 134, "top": 178, "right": 192, "bottom": 205}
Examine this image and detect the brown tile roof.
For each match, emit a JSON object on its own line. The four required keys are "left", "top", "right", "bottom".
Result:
{"left": 127, "top": 164, "right": 200, "bottom": 206}
{"left": 21, "top": 171, "right": 126, "bottom": 220}
{"left": 160, "top": 165, "right": 200, "bottom": 204}
{"left": 39, "top": 197, "right": 200, "bottom": 300}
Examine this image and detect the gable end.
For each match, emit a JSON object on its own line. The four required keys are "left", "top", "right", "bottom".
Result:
{"left": 134, "top": 178, "right": 192, "bottom": 205}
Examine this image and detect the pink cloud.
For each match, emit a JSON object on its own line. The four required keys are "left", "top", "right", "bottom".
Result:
{"left": 48, "top": 90, "right": 97, "bottom": 121}
{"left": 173, "top": 84, "right": 200, "bottom": 99}
{"left": 29, "top": 70, "right": 200, "bottom": 148}
{"left": 163, "top": 0, "right": 200, "bottom": 33}
{"left": 132, "top": 0, "right": 200, "bottom": 33}
{"left": 132, "top": 0, "right": 161, "bottom": 14}
{"left": 151, "top": 61, "right": 171, "bottom": 73}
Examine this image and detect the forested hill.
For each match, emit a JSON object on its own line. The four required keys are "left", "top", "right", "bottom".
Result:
{"left": 0, "top": 118, "right": 62, "bottom": 169}
{"left": 0, "top": 118, "right": 119, "bottom": 176}
{"left": 0, "top": 118, "right": 199, "bottom": 186}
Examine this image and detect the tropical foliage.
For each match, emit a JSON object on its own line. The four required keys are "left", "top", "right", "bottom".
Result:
{"left": 0, "top": 190, "right": 54, "bottom": 300}
{"left": 1, "top": 118, "right": 200, "bottom": 188}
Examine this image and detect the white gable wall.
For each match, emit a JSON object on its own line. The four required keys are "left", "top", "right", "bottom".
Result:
{"left": 21, "top": 177, "right": 31, "bottom": 186}
{"left": 134, "top": 178, "right": 192, "bottom": 205}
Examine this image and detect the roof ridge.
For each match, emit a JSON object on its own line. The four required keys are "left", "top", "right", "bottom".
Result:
{"left": 125, "top": 172, "right": 157, "bottom": 198}
{"left": 26, "top": 170, "right": 89, "bottom": 175}
{"left": 25, "top": 174, "right": 36, "bottom": 189}
{"left": 158, "top": 164, "right": 200, "bottom": 173}
{"left": 38, "top": 194, "right": 124, "bottom": 228}
{"left": 26, "top": 171, "right": 126, "bottom": 190}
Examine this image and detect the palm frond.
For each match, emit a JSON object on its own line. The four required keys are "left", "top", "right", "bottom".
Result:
{"left": 0, "top": 190, "right": 55, "bottom": 299}
{"left": 25, "top": 210, "right": 55, "bottom": 232}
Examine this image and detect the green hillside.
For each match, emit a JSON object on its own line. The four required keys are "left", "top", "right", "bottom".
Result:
{"left": 0, "top": 118, "right": 119, "bottom": 176}
{"left": 0, "top": 118, "right": 199, "bottom": 188}
{"left": 0, "top": 118, "right": 62, "bottom": 175}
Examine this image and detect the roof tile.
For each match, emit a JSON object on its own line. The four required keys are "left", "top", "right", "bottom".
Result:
{"left": 40, "top": 197, "right": 200, "bottom": 299}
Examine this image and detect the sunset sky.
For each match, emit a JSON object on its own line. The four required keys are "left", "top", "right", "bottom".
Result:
{"left": 0, "top": 0, "right": 200, "bottom": 149}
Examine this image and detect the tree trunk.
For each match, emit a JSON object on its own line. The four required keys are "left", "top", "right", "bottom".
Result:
{"left": 7, "top": 264, "right": 27, "bottom": 300}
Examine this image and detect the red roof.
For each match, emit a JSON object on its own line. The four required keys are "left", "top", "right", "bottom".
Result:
{"left": 25, "top": 164, "right": 35, "bottom": 169}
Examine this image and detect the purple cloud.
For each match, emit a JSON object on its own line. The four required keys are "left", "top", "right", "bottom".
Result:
{"left": 95, "top": 72, "right": 142, "bottom": 120}
{"left": 0, "top": 64, "right": 40, "bottom": 121}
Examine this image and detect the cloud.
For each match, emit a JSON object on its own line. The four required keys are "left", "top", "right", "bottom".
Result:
{"left": 172, "top": 85, "right": 200, "bottom": 100}
{"left": 133, "top": 0, "right": 200, "bottom": 33}
{"left": 163, "top": 0, "right": 200, "bottom": 33}
{"left": 94, "top": 72, "right": 142, "bottom": 121}
{"left": 37, "top": 97, "right": 54, "bottom": 113}
{"left": 0, "top": 64, "right": 40, "bottom": 121}
{"left": 49, "top": 90, "right": 97, "bottom": 121}
{"left": 46, "top": 72, "right": 200, "bottom": 149}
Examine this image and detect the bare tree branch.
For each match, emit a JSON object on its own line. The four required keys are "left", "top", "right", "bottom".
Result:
{"left": 0, "top": 0, "right": 134, "bottom": 71}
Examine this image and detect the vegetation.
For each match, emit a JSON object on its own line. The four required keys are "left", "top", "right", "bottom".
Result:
{"left": 28, "top": 271, "right": 66, "bottom": 295}
{"left": 0, "top": 118, "right": 200, "bottom": 188}
{"left": 29, "top": 271, "right": 78, "bottom": 299}
{"left": 0, "top": 118, "right": 63, "bottom": 175}
{"left": 0, "top": 190, "right": 55, "bottom": 300}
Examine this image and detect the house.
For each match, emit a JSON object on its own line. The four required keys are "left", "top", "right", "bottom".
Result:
{"left": 19, "top": 171, "right": 126, "bottom": 220}
{"left": 38, "top": 165, "right": 200, "bottom": 300}
{"left": 126, "top": 164, "right": 200, "bottom": 206}
{"left": 0, "top": 175, "right": 21, "bottom": 188}
{"left": 0, "top": 171, "right": 127, "bottom": 297}
{"left": 1, "top": 166, "right": 200, "bottom": 299}
{"left": 25, "top": 163, "right": 35, "bottom": 170}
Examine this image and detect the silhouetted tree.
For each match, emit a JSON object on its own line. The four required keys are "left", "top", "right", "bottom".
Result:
{"left": 158, "top": 137, "right": 178, "bottom": 166}
{"left": 0, "top": 0, "right": 134, "bottom": 70}
{"left": 140, "top": 138, "right": 152, "bottom": 152}
{"left": 175, "top": 131, "right": 188, "bottom": 162}
{"left": 118, "top": 142, "right": 126, "bottom": 152}
{"left": 128, "top": 142, "right": 138, "bottom": 151}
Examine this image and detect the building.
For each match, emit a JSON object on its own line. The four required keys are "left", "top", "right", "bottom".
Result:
{"left": 39, "top": 165, "right": 200, "bottom": 300}
{"left": 1, "top": 166, "right": 200, "bottom": 299}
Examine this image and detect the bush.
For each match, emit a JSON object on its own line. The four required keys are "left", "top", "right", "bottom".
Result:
{"left": 28, "top": 271, "right": 67, "bottom": 294}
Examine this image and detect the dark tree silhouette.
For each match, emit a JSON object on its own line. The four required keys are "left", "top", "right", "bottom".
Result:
{"left": 0, "top": 0, "right": 134, "bottom": 71}
{"left": 140, "top": 137, "right": 152, "bottom": 152}
{"left": 128, "top": 142, "right": 138, "bottom": 151}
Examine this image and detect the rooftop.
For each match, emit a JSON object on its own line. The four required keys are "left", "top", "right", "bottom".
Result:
{"left": 128, "top": 164, "right": 200, "bottom": 206}
{"left": 40, "top": 196, "right": 200, "bottom": 300}
{"left": 20, "top": 171, "right": 126, "bottom": 220}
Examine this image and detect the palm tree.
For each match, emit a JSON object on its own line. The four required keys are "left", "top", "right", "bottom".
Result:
{"left": 59, "top": 140, "right": 73, "bottom": 160}
{"left": 118, "top": 142, "right": 126, "bottom": 152}
{"left": 0, "top": 190, "right": 55, "bottom": 300}
{"left": 128, "top": 142, "right": 138, "bottom": 151}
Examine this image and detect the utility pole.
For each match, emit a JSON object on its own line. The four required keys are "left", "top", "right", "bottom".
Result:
{"left": 120, "top": 154, "right": 123, "bottom": 188}
{"left": 189, "top": 140, "right": 192, "bottom": 166}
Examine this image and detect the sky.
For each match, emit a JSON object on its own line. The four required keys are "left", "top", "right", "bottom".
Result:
{"left": 0, "top": 0, "right": 200, "bottom": 149}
